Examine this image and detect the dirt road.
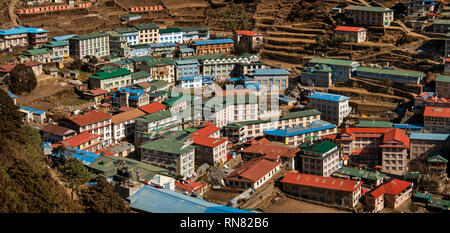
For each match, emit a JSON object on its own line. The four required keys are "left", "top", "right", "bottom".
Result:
{"left": 8, "top": 0, "right": 20, "bottom": 27}
{"left": 262, "top": 197, "right": 351, "bottom": 213}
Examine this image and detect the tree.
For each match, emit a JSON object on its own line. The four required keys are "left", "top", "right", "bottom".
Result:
{"left": 71, "top": 59, "right": 83, "bottom": 70}
{"left": 9, "top": 64, "right": 37, "bottom": 95}
{"left": 79, "top": 176, "right": 130, "bottom": 213}
{"left": 0, "top": 89, "right": 22, "bottom": 136}
{"left": 58, "top": 157, "right": 91, "bottom": 192}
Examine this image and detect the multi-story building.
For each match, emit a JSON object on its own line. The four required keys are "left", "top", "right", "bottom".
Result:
{"left": 113, "top": 27, "right": 139, "bottom": 46}
{"left": 202, "top": 94, "right": 259, "bottom": 128}
{"left": 133, "top": 23, "right": 159, "bottom": 44}
{"left": 54, "top": 131, "right": 102, "bottom": 153}
{"left": 233, "top": 62, "right": 269, "bottom": 77}
{"left": 300, "top": 141, "right": 340, "bottom": 177}
{"left": 334, "top": 26, "right": 367, "bottom": 43}
{"left": 181, "top": 27, "right": 209, "bottom": 42}
{"left": 223, "top": 109, "right": 321, "bottom": 143}
{"left": 335, "top": 128, "right": 410, "bottom": 175}
{"left": 200, "top": 53, "right": 260, "bottom": 80}
{"left": 105, "top": 30, "right": 130, "bottom": 58}
{"left": 407, "top": 0, "right": 436, "bottom": 19}
{"left": 281, "top": 172, "right": 362, "bottom": 208}
{"left": 365, "top": 179, "right": 413, "bottom": 212}
{"left": 191, "top": 136, "right": 228, "bottom": 166}
{"left": 0, "top": 26, "right": 48, "bottom": 49}
{"left": 19, "top": 48, "right": 52, "bottom": 64}
{"left": 432, "top": 18, "right": 450, "bottom": 33}
{"left": 111, "top": 87, "right": 150, "bottom": 110}
{"left": 355, "top": 66, "right": 424, "bottom": 84}
{"left": 129, "top": 44, "right": 151, "bottom": 57}
{"left": 178, "top": 76, "right": 214, "bottom": 88}
{"left": 240, "top": 138, "right": 299, "bottom": 170}
{"left": 159, "top": 28, "right": 183, "bottom": 44}
{"left": 42, "top": 40, "right": 69, "bottom": 61}
{"left": 344, "top": 5, "right": 394, "bottom": 27}
{"left": 69, "top": 32, "right": 110, "bottom": 59}
{"left": 435, "top": 75, "right": 450, "bottom": 98}
{"left": 131, "top": 70, "right": 151, "bottom": 84}
{"left": 140, "top": 131, "right": 196, "bottom": 178}
{"left": 177, "top": 46, "right": 195, "bottom": 58}
{"left": 308, "top": 58, "right": 360, "bottom": 82}
{"left": 307, "top": 92, "right": 351, "bottom": 125}
{"left": 149, "top": 42, "right": 176, "bottom": 57}
{"left": 142, "top": 57, "right": 175, "bottom": 83}
{"left": 332, "top": 166, "right": 387, "bottom": 187}
{"left": 88, "top": 68, "right": 132, "bottom": 91}
{"left": 111, "top": 108, "right": 146, "bottom": 144}
{"left": 134, "top": 110, "right": 182, "bottom": 146}
{"left": 445, "top": 34, "right": 450, "bottom": 58}
{"left": 41, "top": 124, "right": 77, "bottom": 144}
{"left": 263, "top": 120, "right": 338, "bottom": 147}
{"left": 233, "top": 30, "right": 264, "bottom": 51}
{"left": 58, "top": 110, "right": 112, "bottom": 146}
{"left": 249, "top": 68, "right": 290, "bottom": 91}
{"left": 301, "top": 64, "right": 333, "bottom": 87}
{"left": 224, "top": 157, "right": 281, "bottom": 189}
{"left": 423, "top": 107, "right": 450, "bottom": 133}
{"left": 409, "top": 133, "right": 450, "bottom": 160}
{"left": 174, "top": 59, "right": 200, "bottom": 80}
{"left": 193, "top": 39, "right": 234, "bottom": 55}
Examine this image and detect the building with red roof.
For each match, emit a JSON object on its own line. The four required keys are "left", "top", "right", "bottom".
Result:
{"left": 240, "top": 138, "right": 299, "bottom": 170}
{"left": 175, "top": 180, "right": 209, "bottom": 196}
{"left": 233, "top": 30, "right": 263, "bottom": 50}
{"left": 334, "top": 26, "right": 367, "bottom": 43}
{"left": 280, "top": 172, "right": 362, "bottom": 208}
{"left": 424, "top": 107, "right": 450, "bottom": 134}
{"left": 225, "top": 157, "right": 281, "bottom": 189}
{"left": 445, "top": 58, "right": 450, "bottom": 73}
{"left": 365, "top": 178, "right": 413, "bottom": 212}
{"left": 41, "top": 124, "right": 77, "bottom": 143}
{"left": 53, "top": 131, "right": 102, "bottom": 152}
{"left": 139, "top": 102, "right": 167, "bottom": 114}
{"left": 59, "top": 110, "right": 112, "bottom": 146}
{"left": 335, "top": 127, "right": 410, "bottom": 175}
{"left": 82, "top": 88, "right": 107, "bottom": 104}
{"left": 189, "top": 122, "right": 228, "bottom": 166}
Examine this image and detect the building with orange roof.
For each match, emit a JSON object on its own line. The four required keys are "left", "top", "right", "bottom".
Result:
{"left": 111, "top": 108, "right": 146, "bottom": 144}
{"left": 240, "top": 138, "right": 299, "bottom": 170}
{"left": 175, "top": 180, "right": 209, "bottom": 197}
{"left": 139, "top": 102, "right": 167, "bottom": 114}
{"left": 224, "top": 157, "right": 281, "bottom": 189}
{"left": 335, "top": 127, "right": 410, "bottom": 175}
{"left": 188, "top": 122, "right": 227, "bottom": 166}
{"left": 54, "top": 131, "right": 102, "bottom": 152}
{"left": 233, "top": 30, "right": 263, "bottom": 50}
{"left": 424, "top": 106, "right": 450, "bottom": 133}
{"left": 334, "top": 26, "right": 367, "bottom": 43}
{"left": 280, "top": 172, "right": 362, "bottom": 208}
{"left": 364, "top": 178, "right": 413, "bottom": 212}
{"left": 59, "top": 110, "right": 112, "bottom": 146}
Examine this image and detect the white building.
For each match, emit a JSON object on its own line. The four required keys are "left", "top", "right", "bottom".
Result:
{"left": 111, "top": 108, "right": 146, "bottom": 145}
{"left": 307, "top": 92, "right": 351, "bottom": 125}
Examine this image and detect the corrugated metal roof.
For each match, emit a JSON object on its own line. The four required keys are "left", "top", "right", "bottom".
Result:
{"left": 193, "top": 39, "right": 234, "bottom": 46}
{"left": 307, "top": 92, "right": 351, "bottom": 102}
{"left": 251, "top": 68, "right": 290, "bottom": 76}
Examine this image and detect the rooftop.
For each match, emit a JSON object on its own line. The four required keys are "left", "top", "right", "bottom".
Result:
{"left": 334, "top": 26, "right": 366, "bottom": 32}
{"left": 58, "top": 132, "right": 100, "bottom": 148}
{"left": 70, "top": 32, "right": 108, "bottom": 41}
{"left": 335, "top": 167, "right": 387, "bottom": 181}
{"left": 263, "top": 120, "right": 336, "bottom": 137}
{"left": 41, "top": 124, "right": 75, "bottom": 136}
{"left": 367, "top": 179, "right": 412, "bottom": 199}
{"left": 0, "top": 26, "right": 47, "bottom": 35}
{"left": 61, "top": 110, "right": 111, "bottom": 127}
{"left": 435, "top": 75, "right": 450, "bottom": 83}
{"left": 193, "top": 39, "right": 234, "bottom": 46}
{"left": 89, "top": 68, "right": 131, "bottom": 80}
{"left": 133, "top": 23, "right": 159, "bottom": 30}
{"left": 226, "top": 158, "right": 280, "bottom": 182}
{"left": 424, "top": 107, "right": 450, "bottom": 118}
{"left": 355, "top": 120, "right": 393, "bottom": 128}
{"left": 251, "top": 68, "right": 290, "bottom": 76}
{"left": 135, "top": 110, "right": 172, "bottom": 124}
{"left": 302, "top": 141, "right": 338, "bottom": 154}
{"left": 345, "top": 5, "right": 393, "bottom": 12}
{"left": 139, "top": 131, "right": 195, "bottom": 155}
{"left": 159, "top": 28, "right": 182, "bottom": 34}
{"left": 111, "top": 108, "right": 146, "bottom": 125}
{"left": 356, "top": 66, "right": 424, "bottom": 78}
{"left": 281, "top": 172, "right": 362, "bottom": 192}
{"left": 309, "top": 57, "right": 359, "bottom": 67}
{"left": 409, "top": 133, "right": 450, "bottom": 141}
{"left": 307, "top": 92, "right": 351, "bottom": 102}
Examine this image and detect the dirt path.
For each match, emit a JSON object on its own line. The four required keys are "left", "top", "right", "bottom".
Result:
{"left": 263, "top": 197, "right": 351, "bottom": 213}
{"left": 8, "top": 0, "right": 20, "bottom": 27}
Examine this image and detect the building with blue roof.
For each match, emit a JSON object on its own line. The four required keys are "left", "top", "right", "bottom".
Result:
{"left": 19, "top": 106, "right": 46, "bottom": 124}
{"left": 111, "top": 87, "right": 149, "bottom": 110}
{"left": 52, "top": 34, "right": 76, "bottom": 42}
{"left": 181, "top": 27, "right": 210, "bottom": 42}
{"left": 178, "top": 76, "right": 214, "bottom": 88}
{"left": 42, "top": 142, "right": 101, "bottom": 166}
{"left": 174, "top": 59, "right": 200, "bottom": 80}
{"left": 127, "top": 185, "right": 252, "bottom": 213}
{"left": 149, "top": 42, "right": 176, "bottom": 57}
{"left": 249, "top": 68, "right": 290, "bottom": 91}
{"left": 0, "top": 26, "right": 48, "bottom": 49}
{"left": 177, "top": 46, "right": 195, "bottom": 58}
{"left": 393, "top": 123, "right": 424, "bottom": 132}
{"left": 409, "top": 132, "right": 450, "bottom": 160}
{"left": 129, "top": 44, "right": 151, "bottom": 58}
{"left": 7, "top": 91, "right": 17, "bottom": 105}
{"left": 263, "top": 120, "right": 338, "bottom": 146}
{"left": 307, "top": 92, "right": 351, "bottom": 125}
{"left": 193, "top": 39, "right": 234, "bottom": 55}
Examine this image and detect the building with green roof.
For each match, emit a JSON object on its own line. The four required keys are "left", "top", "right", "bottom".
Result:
{"left": 355, "top": 120, "right": 393, "bottom": 128}
{"left": 131, "top": 70, "right": 150, "bottom": 83}
{"left": 432, "top": 18, "right": 450, "bottom": 33}
{"left": 43, "top": 40, "right": 69, "bottom": 61}
{"left": 356, "top": 66, "right": 424, "bottom": 84}
{"left": 139, "top": 131, "right": 196, "bottom": 178}
{"left": 435, "top": 75, "right": 450, "bottom": 98}
{"left": 133, "top": 23, "right": 159, "bottom": 44}
{"left": 308, "top": 57, "right": 360, "bottom": 82}
{"left": 301, "top": 64, "right": 333, "bottom": 87}
{"left": 69, "top": 32, "right": 110, "bottom": 59}
{"left": 159, "top": 28, "right": 183, "bottom": 44}
{"left": 427, "top": 151, "right": 448, "bottom": 175}
{"left": 88, "top": 68, "right": 132, "bottom": 91}
{"left": 19, "top": 48, "right": 52, "bottom": 64}
{"left": 412, "top": 192, "right": 432, "bottom": 203}
{"left": 333, "top": 166, "right": 387, "bottom": 186}
{"left": 300, "top": 141, "right": 340, "bottom": 177}
{"left": 149, "top": 79, "right": 170, "bottom": 92}
{"left": 344, "top": 5, "right": 394, "bottom": 27}
{"left": 427, "top": 197, "right": 450, "bottom": 213}
{"left": 134, "top": 110, "right": 182, "bottom": 146}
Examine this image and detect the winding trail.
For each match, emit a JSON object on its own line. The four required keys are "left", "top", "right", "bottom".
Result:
{"left": 8, "top": 0, "right": 20, "bottom": 27}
